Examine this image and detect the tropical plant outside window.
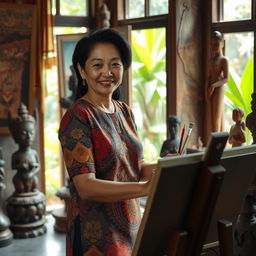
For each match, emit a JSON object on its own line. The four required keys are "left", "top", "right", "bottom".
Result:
{"left": 224, "top": 32, "right": 254, "bottom": 145}
{"left": 222, "top": 0, "right": 251, "bottom": 22}
{"left": 131, "top": 28, "right": 166, "bottom": 162}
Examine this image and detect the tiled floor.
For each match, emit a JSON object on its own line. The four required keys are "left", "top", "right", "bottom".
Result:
{"left": 0, "top": 214, "right": 66, "bottom": 256}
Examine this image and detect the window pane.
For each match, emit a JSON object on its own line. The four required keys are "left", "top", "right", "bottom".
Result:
{"left": 131, "top": 28, "right": 167, "bottom": 162}
{"left": 60, "top": 0, "right": 87, "bottom": 16}
{"left": 52, "top": 0, "right": 56, "bottom": 15}
{"left": 150, "top": 0, "right": 168, "bottom": 15}
{"left": 223, "top": 0, "right": 251, "bottom": 21}
{"left": 126, "top": 0, "right": 144, "bottom": 19}
{"left": 223, "top": 32, "right": 254, "bottom": 145}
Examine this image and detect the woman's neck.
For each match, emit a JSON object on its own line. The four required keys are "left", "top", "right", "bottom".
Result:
{"left": 82, "top": 93, "right": 115, "bottom": 113}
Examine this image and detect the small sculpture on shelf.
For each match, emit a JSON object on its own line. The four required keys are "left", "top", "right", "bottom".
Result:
{"left": 6, "top": 103, "right": 46, "bottom": 238}
{"left": 160, "top": 115, "right": 181, "bottom": 157}
{"left": 0, "top": 147, "right": 13, "bottom": 247}
{"left": 59, "top": 65, "right": 78, "bottom": 109}
{"left": 228, "top": 107, "right": 246, "bottom": 147}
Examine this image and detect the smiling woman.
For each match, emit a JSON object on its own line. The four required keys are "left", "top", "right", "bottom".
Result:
{"left": 58, "top": 28, "right": 157, "bottom": 256}
{"left": 77, "top": 43, "right": 124, "bottom": 112}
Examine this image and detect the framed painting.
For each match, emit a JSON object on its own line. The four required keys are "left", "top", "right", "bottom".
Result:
{"left": 56, "top": 26, "right": 132, "bottom": 117}
{"left": 0, "top": 3, "right": 36, "bottom": 134}
{"left": 56, "top": 33, "right": 87, "bottom": 117}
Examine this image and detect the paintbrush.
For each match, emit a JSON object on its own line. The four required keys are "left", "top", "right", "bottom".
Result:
{"left": 178, "top": 124, "right": 186, "bottom": 154}
{"left": 180, "top": 122, "right": 194, "bottom": 154}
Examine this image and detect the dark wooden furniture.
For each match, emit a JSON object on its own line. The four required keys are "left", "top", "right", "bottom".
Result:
{"left": 132, "top": 133, "right": 256, "bottom": 256}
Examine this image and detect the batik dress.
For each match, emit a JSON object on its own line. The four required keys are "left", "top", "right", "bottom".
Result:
{"left": 58, "top": 99, "right": 144, "bottom": 256}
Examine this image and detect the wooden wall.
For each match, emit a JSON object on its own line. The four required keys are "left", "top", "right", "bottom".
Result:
{"left": 175, "top": 0, "right": 205, "bottom": 148}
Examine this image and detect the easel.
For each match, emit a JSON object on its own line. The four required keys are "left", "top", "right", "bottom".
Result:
{"left": 166, "top": 132, "right": 233, "bottom": 256}
{"left": 132, "top": 137, "right": 256, "bottom": 256}
{"left": 165, "top": 167, "right": 233, "bottom": 256}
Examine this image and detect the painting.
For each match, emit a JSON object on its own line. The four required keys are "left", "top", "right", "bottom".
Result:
{"left": 56, "top": 26, "right": 132, "bottom": 117}
{"left": 0, "top": 3, "right": 36, "bottom": 134}
{"left": 56, "top": 33, "right": 87, "bottom": 116}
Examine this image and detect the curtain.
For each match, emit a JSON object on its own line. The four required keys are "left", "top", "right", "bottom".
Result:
{"left": 0, "top": 0, "right": 54, "bottom": 108}
{"left": 35, "top": 0, "right": 54, "bottom": 109}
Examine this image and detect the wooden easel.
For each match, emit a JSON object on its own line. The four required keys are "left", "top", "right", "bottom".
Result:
{"left": 165, "top": 165, "right": 234, "bottom": 256}
{"left": 132, "top": 138, "right": 256, "bottom": 256}
{"left": 166, "top": 133, "right": 233, "bottom": 256}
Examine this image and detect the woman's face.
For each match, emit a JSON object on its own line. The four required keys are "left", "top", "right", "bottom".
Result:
{"left": 79, "top": 42, "right": 124, "bottom": 97}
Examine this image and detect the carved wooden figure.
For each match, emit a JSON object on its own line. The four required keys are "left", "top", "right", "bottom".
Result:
{"left": 160, "top": 115, "right": 181, "bottom": 157}
{"left": 0, "top": 147, "right": 13, "bottom": 247}
{"left": 99, "top": 3, "right": 111, "bottom": 29}
{"left": 206, "top": 31, "right": 229, "bottom": 133}
{"left": 228, "top": 107, "right": 246, "bottom": 147}
{"left": 6, "top": 103, "right": 46, "bottom": 238}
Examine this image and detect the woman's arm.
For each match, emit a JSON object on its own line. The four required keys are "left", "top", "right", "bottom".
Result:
{"left": 73, "top": 173, "right": 150, "bottom": 202}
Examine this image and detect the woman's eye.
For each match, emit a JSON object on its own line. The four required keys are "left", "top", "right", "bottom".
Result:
{"left": 112, "top": 62, "right": 121, "bottom": 67}
{"left": 93, "top": 63, "right": 102, "bottom": 68}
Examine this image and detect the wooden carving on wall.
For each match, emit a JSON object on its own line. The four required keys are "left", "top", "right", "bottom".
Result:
{"left": 176, "top": 0, "right": 203, "bottom": 148}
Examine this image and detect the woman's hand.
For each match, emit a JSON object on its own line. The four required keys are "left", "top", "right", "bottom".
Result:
{"left": 140, "top": 169, "right": 156, "bottom": 195}
{"left": 163, "top": 153, "right": 180, "bottom": 157}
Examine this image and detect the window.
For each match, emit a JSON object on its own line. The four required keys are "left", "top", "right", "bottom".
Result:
{"left": 131, "top": 28, "right": 166, "bottom": 161}
{"left": 125, "top": 0, "right": 168, "bottom": 19}
{"left": 52, "top": 0, "right": 89, "bottom": 26}
{"left": 222, "top": 0, "right": 251, "bottom": 22}
{"left": 212, "top": 0, "right": 255, "bottom": 145}
{"left": 120, "top": 1, "right": 168, "bottom": 161}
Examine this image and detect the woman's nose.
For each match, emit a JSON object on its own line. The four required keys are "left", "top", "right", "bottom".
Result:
{"left": 102, "top": 66, "right": 113, "bottom": 76}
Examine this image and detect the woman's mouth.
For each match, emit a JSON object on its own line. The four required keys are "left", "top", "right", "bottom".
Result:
{"left": 99, "top": 80, "right": 113, "bottom": 87}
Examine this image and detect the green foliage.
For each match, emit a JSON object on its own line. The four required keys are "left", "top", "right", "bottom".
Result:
{"left": 224, "top": 57, "right": 254, "bottom": 144}
{"left": 59, "top": 0, "right": 87, "bottom": 16}
{"left": 131, "top": 28, "right": 167, "bottom": 161}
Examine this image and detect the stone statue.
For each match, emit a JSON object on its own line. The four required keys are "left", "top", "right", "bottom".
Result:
{"left": 8, "top": 103, "right": 39, "bottom": 194}
{"left": 206, "top": 31, "right": 229, "bottom": 133}
{"left": 229, "top": 107, "right": 246, "bottom": 147}
{"left": 7, "top": 103, "right": 46, "bottom": 238}
{"left": 59, "top": 65, "right": 78, "bottom": 109}
{"left": 160, "top": 115, "right": 181, "bottom": 157}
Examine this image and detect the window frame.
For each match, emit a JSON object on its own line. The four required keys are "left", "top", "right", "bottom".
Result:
{"left": 211, "top": 0, "right": 256, "bottom": 92}
{"left": 52, "top": 0, "right": 89, "bottom": 27}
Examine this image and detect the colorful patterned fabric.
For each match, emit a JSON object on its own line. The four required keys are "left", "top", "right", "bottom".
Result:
{"left": 58, "top": 99, "right": 144, "bottom": 256}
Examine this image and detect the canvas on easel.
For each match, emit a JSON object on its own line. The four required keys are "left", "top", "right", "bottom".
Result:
{"left": 132, "top": 142, "right": 256, "bottom": 256}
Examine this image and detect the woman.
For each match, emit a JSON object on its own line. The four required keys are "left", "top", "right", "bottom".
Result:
{"left": 58, "top": 29, "right": 156, "bottom": 256}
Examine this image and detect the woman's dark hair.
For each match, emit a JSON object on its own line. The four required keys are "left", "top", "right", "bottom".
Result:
{"left": 72, "top": 28, "right": 131, "bottom": 100}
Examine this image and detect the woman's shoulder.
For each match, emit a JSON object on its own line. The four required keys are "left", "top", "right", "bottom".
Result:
{"left": 115, "top": 100, "right": 132, "bottom": 114}
{"left": 59, "top": 100, "right": 91, "bottom": 132}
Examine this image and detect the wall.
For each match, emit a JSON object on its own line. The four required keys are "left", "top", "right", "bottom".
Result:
{"left": 176, "top": 0, "right": 204, "bottom": 148}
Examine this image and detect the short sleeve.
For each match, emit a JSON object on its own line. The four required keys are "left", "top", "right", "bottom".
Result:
{"left": 58, "top": 111, "right": 95, "bottom": 180}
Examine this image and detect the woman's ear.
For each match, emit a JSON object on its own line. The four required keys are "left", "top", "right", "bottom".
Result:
{"left": 77, "top": 63, "right": 85, "bottom": 79}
